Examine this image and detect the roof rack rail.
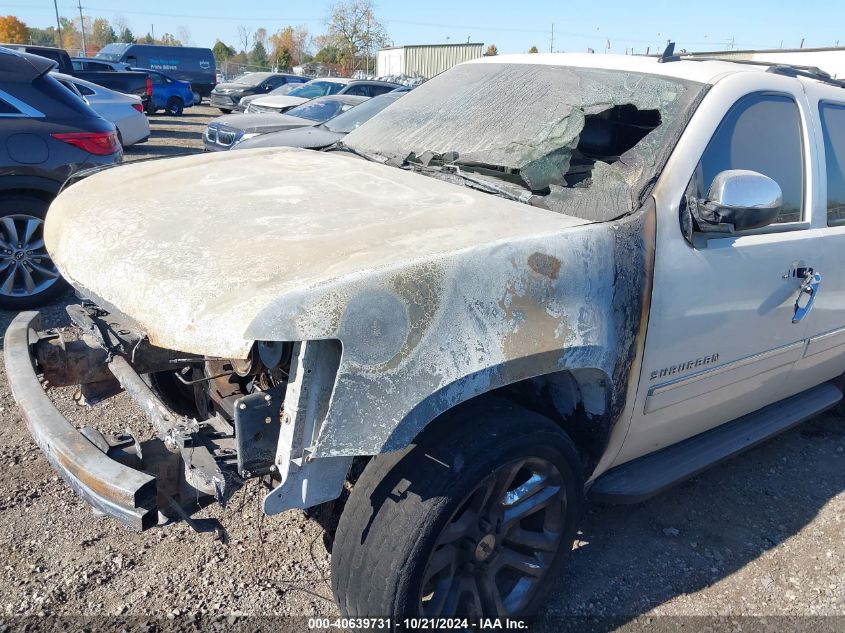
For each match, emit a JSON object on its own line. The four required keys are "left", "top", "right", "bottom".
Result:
{"left": 675, "top": 55, "right": 845, "bottom": 89}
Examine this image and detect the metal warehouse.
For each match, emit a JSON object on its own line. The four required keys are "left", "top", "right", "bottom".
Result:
{"left": 376, "top": 42, "right": 484, "bottom": 78}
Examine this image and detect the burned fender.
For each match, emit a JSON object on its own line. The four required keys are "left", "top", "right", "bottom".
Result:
{"left": 248, "top": 203, "right": 654, "bottom": 457}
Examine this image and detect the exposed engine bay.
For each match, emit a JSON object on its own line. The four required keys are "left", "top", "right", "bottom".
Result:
{"left": 31, "top": 301, "right": 301, "bottom": 528}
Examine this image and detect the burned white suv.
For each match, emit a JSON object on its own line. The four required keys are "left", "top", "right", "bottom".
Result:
{"left": 7, "top": 51, "right": 845, "bottom": 622}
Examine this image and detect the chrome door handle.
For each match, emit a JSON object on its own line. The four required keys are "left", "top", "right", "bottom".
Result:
{"left": 792, "top": 269, "right": 821, "bottom": 323}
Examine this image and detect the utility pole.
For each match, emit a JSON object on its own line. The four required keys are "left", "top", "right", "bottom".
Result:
{"left": 550, "top": 23, "right": 554, "bottom": 53}
{"left": 53, "top": 0, "right": 62, "bottom": 48}
{"left": 77, "top": 0, "right": 86, "bottom": 55}
{"left": 799, "top": 38, "right": 805, "bottom": 49}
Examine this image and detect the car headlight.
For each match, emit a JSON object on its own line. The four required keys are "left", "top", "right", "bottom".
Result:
{"left": 232, "top": 132, "right": 260, "bottom": 146}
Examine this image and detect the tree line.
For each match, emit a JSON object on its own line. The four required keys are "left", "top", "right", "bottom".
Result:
{"left": 1, "top": 0, "right": 395, "bottom": 74}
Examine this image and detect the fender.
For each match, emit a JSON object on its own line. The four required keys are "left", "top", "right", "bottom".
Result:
{"left": 248, "top": 201, "right": 655, "bottom": 458}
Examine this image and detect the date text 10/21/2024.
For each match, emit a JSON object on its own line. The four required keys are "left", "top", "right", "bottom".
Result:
{"left": 307, "top": 617, "right": 530, "bottom": 630}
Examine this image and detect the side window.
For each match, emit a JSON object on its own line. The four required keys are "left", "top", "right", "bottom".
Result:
{"left": 344, "top": 85, "right": 370, "bottom": 97}
{"left": 693, "top": 93, "right": 804, "bottom": 224}
{"left": 819, "top": 102, "right": 845, "bottom": 227}
{"left": 0, "top": 97, "right": 21, "bottom": 115}
{"left": 76, "top": 84, "right": 95, "bottom": 96}
{"left": 369, "top": 85, "right": 393, "bottom": 96}
{"left": 150, "top": 73, "right": 165, "bottom": 85}
{"left": 72, "top": 60, "right": 84, "bottom": 71}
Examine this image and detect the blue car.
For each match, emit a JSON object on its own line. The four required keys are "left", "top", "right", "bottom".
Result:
{"left": 136, "top": 68, "right": 194, "bottom": 116}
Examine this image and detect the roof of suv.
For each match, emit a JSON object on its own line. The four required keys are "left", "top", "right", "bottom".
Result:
{"left": 470, "top": 53, "right": 768, "bottom": 85}
{"left": 0, "top": 46, "right": 56, "bottom": 82}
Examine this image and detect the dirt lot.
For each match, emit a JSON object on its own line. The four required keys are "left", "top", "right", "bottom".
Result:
{"left": 0, "top": 105, "right": 842, "bottom": 631}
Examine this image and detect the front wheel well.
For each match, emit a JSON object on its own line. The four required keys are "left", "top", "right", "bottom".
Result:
{"left": 421, "top": 369, "right": 614, "bottom": 476}
{"left": 0, "top": 188, "right": 55, "bottom": 205}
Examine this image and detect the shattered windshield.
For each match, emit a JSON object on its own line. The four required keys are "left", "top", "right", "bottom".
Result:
{"left": 344, "top": 62, "right": 705, "bottom": 221}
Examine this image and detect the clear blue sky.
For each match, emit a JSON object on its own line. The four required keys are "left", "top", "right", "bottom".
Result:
{"left": 8, "top": 0, "right": 845, "bottom": 54}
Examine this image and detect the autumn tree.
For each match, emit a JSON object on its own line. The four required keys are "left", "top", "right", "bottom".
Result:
{"left": 269, "top": 25, "right": 310, "bottom": 69}
{"left": 90, "top": 18, "right": 117, "bottom": 51}
{"left": 0, "top": 15, "right": 29, "bottom": 44}
{"left": 157, "top": 33, "right": 182, "bottom": 46}
{"left": 60, "top": 17, "right": 81, "bottom": 51}
{"left": 326, "top": 0, "right": 388, "bottom": 74}
{"left": 528, "top": 45, "right": 538, "bottom": 53}
{"left": 484, "top": 44, "right": 498, "bottom": 56}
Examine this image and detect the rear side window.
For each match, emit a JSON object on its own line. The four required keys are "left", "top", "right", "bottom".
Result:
{"left": 819, "top": 102, "right": 845, "bottom": 227}
{"left": 0, "top": 97, "right": 21, "bottom": 115}
{"left": 693, "top": 93, "right": 804, "bottom": 224}
{"left": 344, "top": 85, "right": 370, "bottom": 97}
{"left": 369, "top": 85, "right": 394, "bottom": 96}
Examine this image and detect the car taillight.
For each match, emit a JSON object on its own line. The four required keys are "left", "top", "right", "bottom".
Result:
{"left": 52, "top": 131, "right": 120, "bottom": 156}
{"left": 132, "top": 103, "right": 143, "bottom": 113}
{"left": 146, "top": 76, "right": 153, "bottom": 97}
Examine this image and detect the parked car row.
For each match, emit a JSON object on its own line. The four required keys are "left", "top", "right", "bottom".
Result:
{"left": 204, "top": 75, "right": 408, "bottom": 152}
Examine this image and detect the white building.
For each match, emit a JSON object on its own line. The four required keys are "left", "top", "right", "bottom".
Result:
{"left": 377, "top": 43, "right": 484, "bottom": 79}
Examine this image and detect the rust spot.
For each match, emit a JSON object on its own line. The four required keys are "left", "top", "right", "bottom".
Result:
{"left": 528, "top": 252, "right": 561, "bottom": 279}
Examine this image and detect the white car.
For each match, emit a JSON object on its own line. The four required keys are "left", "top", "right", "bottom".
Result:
{"left": 247, "top": 78, "right": 400, "bottom": 114}
{"left": 247, "top": 77, "right": 352, "bottom": 113}
{"left": 53, "top": 72, "right": 150, "bottom": 146}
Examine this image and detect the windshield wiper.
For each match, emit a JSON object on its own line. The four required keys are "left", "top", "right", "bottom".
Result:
{"left": 406, "top": 161, "right": 541, "bottom": 206}
{"left": 325, "top": 141, "right": 383, "bottom": 163}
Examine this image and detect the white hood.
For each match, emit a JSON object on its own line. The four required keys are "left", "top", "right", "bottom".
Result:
{"left": 45, "top": 148, "right": 586, "bottom": 358}
{"left": 249, "top": 94, "right": 309, "bottom": 110}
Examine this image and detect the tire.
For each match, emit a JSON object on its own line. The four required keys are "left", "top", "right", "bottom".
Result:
{"left": 192, "top": 92, "right": 202, "bottom": 105}
{"left": 165, "top": 97, "right": 184, "bottom": 116}
{"left": 145, "top": 102, "right": 157, "bottom": 115}
{"left": 331, "top": 399, "right": 583, "bottom": 622}
{"left": 218, "top": 108, "right": 232, "bottom": 114}
{"left": 0, "top": 195, "right": 68, "bottom": 310}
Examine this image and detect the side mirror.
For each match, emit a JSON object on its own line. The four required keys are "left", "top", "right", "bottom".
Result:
{"left": 690, "top": 169, "right": 782, "bottom": 233}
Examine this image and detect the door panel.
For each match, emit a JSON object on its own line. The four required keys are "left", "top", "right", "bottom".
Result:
{"left": 615, "top": 80, "right": 821, "bottom": 465}
{"left": 791, "top": 97, "right": 845, "bottom": 386}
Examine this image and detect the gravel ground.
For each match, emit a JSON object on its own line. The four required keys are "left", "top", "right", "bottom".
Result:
{"left": 0, "top": 105, "right": 842, "bottom": 631}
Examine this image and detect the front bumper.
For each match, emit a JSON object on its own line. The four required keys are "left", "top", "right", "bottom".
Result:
{"left": 5, "top": 309, "right": 242, "bottom": 531}
{"left": 5, "top": 312, "right": 157, "bottom": 530}
{"left": 209, "top": 93, "right": 238, "bottom": 109}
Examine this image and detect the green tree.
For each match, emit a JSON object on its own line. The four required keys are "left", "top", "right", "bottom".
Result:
{"left": 250, "top": 40, "right": 268, "bottom": 67}
{"left": 528, "top": 45, "right": 538, "bottom": 53}
{"left": 29, "top": 26, "right": 58, "bottom": 46}
{"left": 276, "top": 47, "right": 292, "bottom": 70}
{"left": 141, "top": 32, "right": 155, "bottom": 45}
{"left": 212, "top": 40, "right": 236, "bottom": 62}
{"left": 314, "top": 45, "right": 340, "bottom": 64}
{"left": 118, "top": 27, "right": 134, "bottom": 43}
